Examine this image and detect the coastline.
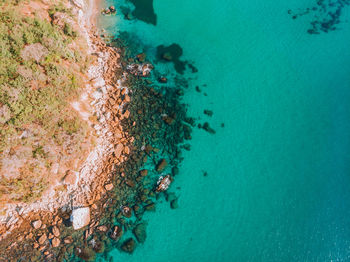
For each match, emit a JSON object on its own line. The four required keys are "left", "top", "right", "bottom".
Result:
{"left": 0, "top": 0, "right": 195, "bottom": 260}
{"left": 0, "top": 0, "right": 130, "bottom": 253}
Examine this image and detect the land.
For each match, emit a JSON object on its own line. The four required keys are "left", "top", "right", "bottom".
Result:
{"left": 0, "top": 0, "right": 194, "bottom": 260}
{"left": 0, "top": 0, "right": 132, "bottom": 254}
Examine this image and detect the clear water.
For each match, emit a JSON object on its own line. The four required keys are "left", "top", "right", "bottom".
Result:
{"left": 99, "top": 0, "right": 350, "bottom": 261}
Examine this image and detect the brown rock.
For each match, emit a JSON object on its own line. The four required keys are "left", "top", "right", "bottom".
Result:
{"left": 52, "top": 237, "right": 60, "bottom": 248}
{"left": 162, "top": 52, "right": 172, "bottom": 61}
{"left": 32, "top": 220, "right": 42, "bottom": 229}
{"left": 52, "top": 226, "right": 60, "bottom": 237}
{"left": 97, "top": 225, "right": 108, "bottom": 232}
{"left": 125, "top": 180, "right": 135, "bottom": 187}
{"left": 158, "top": 77, "right": 167, "bottom": 83}
{"left": 110, "top": 225, "right": 123, "bottom": 241}
{"left": 64, "top": 236, "right": 73, "bottom": 244}
{"left": 124, "top": 146, "right": 130, "bottom": 155}
{"left": 162, "top": 115, "right": 175, "bottom": 125}
{"left": 105, "top": 183, "right": 114, "bottom": 191}
{"left": 144, "top": 203, "right": 156, "bottom": 211}
{"left": 121, "top": 238, "right": 135, "bottom": 253}
{"left": 156, "top": 159, "right": 167, "bottom": 172}
{"left": 115, "top": 144, "right": 124, "bottom": 158}
{"left": 38, "top": 234, "right": 47, "bottom": 245}
{"left": 139, "top": 169, "right": 148, "bottom": 177}
{"left": 136, "top": 53, "right": 146, "bottom": 62}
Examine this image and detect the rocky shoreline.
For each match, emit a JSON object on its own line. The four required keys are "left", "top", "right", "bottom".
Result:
{"left": 0, "top": 0, "right": 200, "bottom": 261}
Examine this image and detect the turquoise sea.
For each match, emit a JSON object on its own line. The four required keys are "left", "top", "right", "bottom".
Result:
{"left": 99, "top": 0, "right": 350, "bottom": 261}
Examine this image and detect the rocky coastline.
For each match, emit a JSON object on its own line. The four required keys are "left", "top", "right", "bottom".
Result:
{"left": 0, "top": 0, "right": 199, "bottom": 261}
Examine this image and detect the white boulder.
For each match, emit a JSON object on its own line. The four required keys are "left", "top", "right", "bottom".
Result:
{"left": 71, "top": 207, "right": 90, "bottom": 230}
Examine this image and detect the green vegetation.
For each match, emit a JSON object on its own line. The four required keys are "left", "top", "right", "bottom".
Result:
{"left": 0, "top": 1, "right": 93, "bottom": 203}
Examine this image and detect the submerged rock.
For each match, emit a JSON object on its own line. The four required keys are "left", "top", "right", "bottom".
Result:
{"left": 52, "top": 237, "right": 60, "bottom": 248}
{"left": 121, "top": 238, "right": 135, "bottom": 253}
{"left": 156, "top": 159, "right": 167, "bottom": 172}
{"left": 133, "top": 223, "right": 147, "bottom": 243}
{"left": 76, "top": 247, "right": 96, "bottom": 262}
{"left": 110, "top": 225, "right": 123, "bottom": 241}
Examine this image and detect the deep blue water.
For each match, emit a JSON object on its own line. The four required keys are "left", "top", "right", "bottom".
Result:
{"left": 99, "top": 0, "right": 350, "bottom": 261}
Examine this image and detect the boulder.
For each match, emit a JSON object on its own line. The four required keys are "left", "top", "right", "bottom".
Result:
{"left": 97, "top": 225, "right": 108, "bottom": 232}
{"left": 144, "top": 202, "right": 155, "bottom": 211}
{"left": 121, "top": 238, "right": 135, "bottom": 253}
{"left": 110, "top": 225, "right": 123, "bottom": 241}
{"left": 71, "top": 207, "right": 90, "bottom": 230}
{"left": 156, "top": 159, "right": 167, "bottom": 172}
{"left": 52, "top": 237, "right": 60, "bottom": 248}
{"left": 115, "top": 144, "right": 124, "bottom": 158}
{"left": 139, "top": 169, "right": 148, "bottom": 177}
{"left": 109, "top": 6, "right": 116, "bottom": 13}
{"left": 64, "top": 236, "right": 73, "bottom": 244}
{"left": 105, "top": 183, "right": 114, "bottom": 191}
{"left": 77, "top": 247, "right": 96, "bottom": 262}
{"left": 52, "top": 226, "right": 60, "bottom": 237}
{"left": 162, "top": 52, "right": 172, "bottom": 61}
{"left": 136, "top": 53, "right": 146, "bottom": 62}
{"left": 158, "top": 77, "right": 167, "bottom": 83}
{"left": 133, "top": 223, "right": 147, "bottom": 243}
{"left": 32, "top": 220, "right": 42, "bottom": 229}
{"left": 38, "top": 234, "right": 47, "bottom": 245}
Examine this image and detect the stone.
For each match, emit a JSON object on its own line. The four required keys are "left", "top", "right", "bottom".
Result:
{"left": 52, "top": 226, "right": 60, "bottom": 237}
{"left": 115, "top": 144, "right": 124, "bottom": 158}
{"left": 71, "top": 207, "right": 90, "bottom": 230}
{"left": 144, "top": 203, "right": 155, "bottom": 211}
{"left": 158, "top": 77, "right": 167, "bottom": 83}
{"left": 109, "top": 225, "right": 123, "bottom": 241}
{"left": 109, "top": 5, "right": 116, "bottom": 13}
{"left": 121, "top": 238, "right": 135, "bottom": 253}
{"left": 32, "top": 220, "right": 42, "bottom": 229}
{"left": 162, "top": 115, "right": 174, "bottom": 125}
{"left": 97, "top": 225, "right": 108, "bottom": 232}
{"left": 202, "top": 122, "right": 216, "bottom": 134}
{"left": 133, "top": 223, "right": 147, "bottom": 243}
{"left": 122, "top": 206, "right": 132, "bottom": 218}
{"left": 38, "top": 234, "right": 47, "bottom": 245}
{"left": 52, "top": 237, "right": 60, "bottom": 248}
{"left": 105, "top": 183, "right": 114, "bottom": 191}
{"left": 77, "top": 247, "right": 96, "bottom": 262}
{"left": 64, "top": 236, "right": 73, "bottom": 244}
{"left": 156, "top": 159, "right": 167, "bottom": 172}
{"left": 162, "top": 52, "right": 172, "bottom": 61}
{"left": 204, "top": 109, "right": 213, "bottom": 116}
{"left": 139, "top": 169, "right": 148, "bottom": 177}
{"left": 92, "top": 240, "right": 105, "bottom": 253}
{"left": 125, "top": 179, "right": 135, "bottom": 187}
{"left": 136, "top": 53, "right": 146, "bottom": 62}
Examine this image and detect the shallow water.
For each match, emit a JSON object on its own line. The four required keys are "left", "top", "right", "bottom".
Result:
{"left": 99, "top": 0, "right": 350, "bottom": 261}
